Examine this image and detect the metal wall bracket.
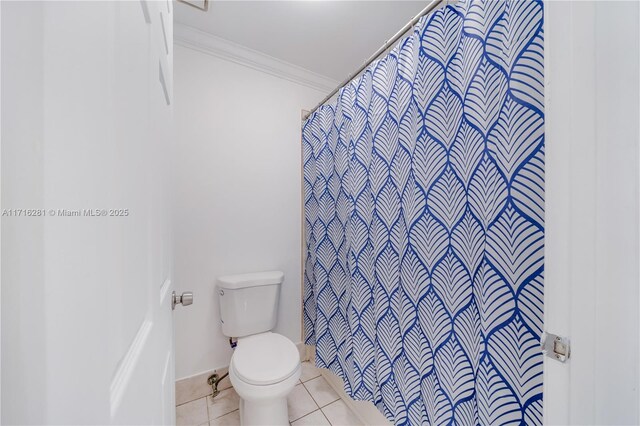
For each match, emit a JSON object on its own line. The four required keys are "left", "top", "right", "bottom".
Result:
{"left": 541, "top": 332, "right": 571, "bottom": 363}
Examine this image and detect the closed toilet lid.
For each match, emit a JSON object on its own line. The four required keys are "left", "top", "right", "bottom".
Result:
{"left": 232, "top": 332, "right": 300, "bottom": 386}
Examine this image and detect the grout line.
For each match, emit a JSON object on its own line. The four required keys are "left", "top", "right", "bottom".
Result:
{"left": 176, "top": 383, "right": 234, "bottom": 408}
{"left": 175, "top": 395, "right": 209, "bottom": 409}
{"left": 212, "top": 408, "right": 239, "bottom": 423}
{"left": 205, "top": 395, "right": 211, "bottom": 422}
{"left": 300, "top": 381, "right": 317, "bottom": 407}
{"left": 209, "top": 409, "right": 237, "bottom": 421}
{"left": 319, "top": 408, "right": 333, "bottom": 426}
{"left": 176, "top": 392, "right": 213, "bottom": 407}
{"left": 292, "top": 407, "right": 320, "bottom": 423}
{"left": 322, "top": 399, "right": 341, "bottom": 410}
{"left": 292, "top": 408, "right": 332, "bottom": 426}
{"left": 207, "top": 390, "right": 240, "bottom": 421}
{"left": 300, "top": 373, "right": 321, "bottom": 383}
{"left": 318, "top": 408, "right": 332, "bottom": 425}
{"left": 290, "top": 385, "right": 320, "bottom": 422}
{"left": 301, "top": 379, "right": 340, "bottom": 409}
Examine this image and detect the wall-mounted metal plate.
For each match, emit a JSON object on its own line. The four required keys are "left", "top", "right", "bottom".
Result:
{"left": 541, "top": 332, "right": 571, "bottom": 363}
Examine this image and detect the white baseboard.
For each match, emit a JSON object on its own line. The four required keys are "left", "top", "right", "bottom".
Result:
{"left": 176, "top": 341, "right": 309, "bottom": 405}
{"left": 296, "top": 341, "right": 309, "bottom": 362}
{"left": 175, "top": 366, "right": 231, "bottom": 405}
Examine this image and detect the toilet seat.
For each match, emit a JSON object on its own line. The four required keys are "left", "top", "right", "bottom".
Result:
{"left": 231, "top": 332, "right": 299, "bottom": 386}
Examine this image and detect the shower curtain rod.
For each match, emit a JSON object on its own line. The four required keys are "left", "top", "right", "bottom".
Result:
{"left": 302, "top": 0, "right": 446, "bottom": 121}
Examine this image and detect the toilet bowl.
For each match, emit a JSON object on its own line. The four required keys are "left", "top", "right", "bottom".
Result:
{"left": 216, "top": 271, "right": 300, "bottom": 426}
{"left": 229, "top": 332, "right": 300, "bottom": 425}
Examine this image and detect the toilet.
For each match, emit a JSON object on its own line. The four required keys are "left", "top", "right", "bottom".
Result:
{"left": 217, "top": 271, "right": 300, "bottom": 426}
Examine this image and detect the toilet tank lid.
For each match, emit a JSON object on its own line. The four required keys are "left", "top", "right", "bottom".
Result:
{"left": 217, "top": 271, "right": 284, "bottom": 290}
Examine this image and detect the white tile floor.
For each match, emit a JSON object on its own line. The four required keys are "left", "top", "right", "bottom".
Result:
{"left": 176, "top": 362, "right": 363, "bottom": 426}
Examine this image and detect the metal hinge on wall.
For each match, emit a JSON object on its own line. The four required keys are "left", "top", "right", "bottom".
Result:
{"left": 541, "top": 332, "right": 571, "bottom": 363}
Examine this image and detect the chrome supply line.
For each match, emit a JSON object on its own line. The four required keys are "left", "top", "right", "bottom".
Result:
{"left": 302, "top": 0, "right": 446, "bottom": 121}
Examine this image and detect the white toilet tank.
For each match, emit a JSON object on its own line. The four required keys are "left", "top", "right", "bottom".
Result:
{"left": 217, "top": 271, "right": 284, "bottom": 337}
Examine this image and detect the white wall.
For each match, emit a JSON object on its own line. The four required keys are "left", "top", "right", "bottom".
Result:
{"left": 545, "top": 1, "right": 640, "bottom": 424}
{"left": 173, "top": 40, "right": 329, "bottom": 379}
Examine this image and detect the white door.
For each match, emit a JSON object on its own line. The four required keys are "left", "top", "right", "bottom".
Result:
{"left": 1, "top": 1, "right": 178, "bottom": 424}
{"left": 544, "top": 1, "right": 640, "bottom": 424}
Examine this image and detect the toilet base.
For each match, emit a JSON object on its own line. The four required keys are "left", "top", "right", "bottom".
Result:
{"left": 239, "top": 397, "right": 288, "bottom": 426}
{"left": 229, "top": 353, "right": 301, "bottom": 426}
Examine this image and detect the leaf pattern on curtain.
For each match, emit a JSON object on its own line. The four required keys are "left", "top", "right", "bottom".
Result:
{"left": 302, "top": 0, "right": 544, "bottom": 424}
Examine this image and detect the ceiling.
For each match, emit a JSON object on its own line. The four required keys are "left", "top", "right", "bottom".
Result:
{"left": 174, "top": 1, "right": 428, "bottom": 82}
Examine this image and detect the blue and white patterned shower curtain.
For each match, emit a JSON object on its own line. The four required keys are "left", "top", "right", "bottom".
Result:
{"left": 303, "top": 0, "right": 544, "bottom": 424}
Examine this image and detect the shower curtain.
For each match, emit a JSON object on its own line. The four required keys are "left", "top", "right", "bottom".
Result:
{"left": 302, "top": 0, "right": 544, "bottom": 424}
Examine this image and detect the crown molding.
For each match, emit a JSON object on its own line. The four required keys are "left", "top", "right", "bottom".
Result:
{"left": 174, "top": 24, "right": 337, "bottom": 93}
